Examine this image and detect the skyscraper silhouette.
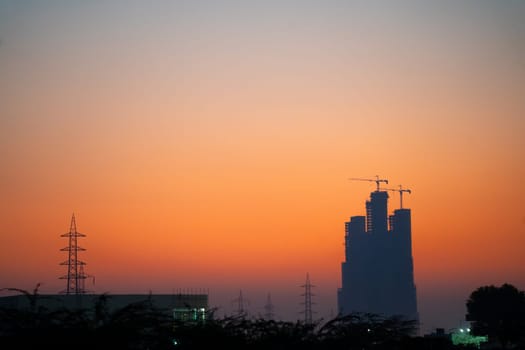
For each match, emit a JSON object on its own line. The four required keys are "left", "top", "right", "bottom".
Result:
{"left": 338, "top": 190, "right": 418, "bottom": 321}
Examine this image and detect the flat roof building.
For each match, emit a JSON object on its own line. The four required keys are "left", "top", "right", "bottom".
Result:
{"left": 0, "top": 293, "right": 209, "bottom": 322}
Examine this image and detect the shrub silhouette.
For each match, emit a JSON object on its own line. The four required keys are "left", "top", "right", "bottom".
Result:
{"left": 2, "top": 285, "right": 431, "bottom": 350}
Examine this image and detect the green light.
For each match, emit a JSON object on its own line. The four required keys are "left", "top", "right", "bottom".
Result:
{"left": 451, "top": 330, "right": 488, "bottom": 349}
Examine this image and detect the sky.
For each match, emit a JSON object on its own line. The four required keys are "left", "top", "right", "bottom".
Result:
{"left": 1, "top": 0, "right": 524, "bottom": 334}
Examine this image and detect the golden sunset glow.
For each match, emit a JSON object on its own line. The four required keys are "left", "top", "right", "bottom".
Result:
{"left": 1, "top": 1, "right": 524, "bottom": 333}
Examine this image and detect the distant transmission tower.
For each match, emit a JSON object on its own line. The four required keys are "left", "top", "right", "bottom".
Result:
{"left": 232, "top": 289, "right": 248, "bottom": 316}
{"left": 300, "top": 273, "right": 315, "bottom": 324}
{"left": 59, "top": 214, "right": 89, "bottom": 294}
{"left": 79, "top": 263, "right": 95, "bottom": 293}
{"left": 264, "top": 292, "right": 275, "bottom": 319}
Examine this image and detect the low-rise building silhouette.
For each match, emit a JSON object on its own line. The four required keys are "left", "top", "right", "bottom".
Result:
{"left": 0, "top": 293, "right": 209, "bottom": 322}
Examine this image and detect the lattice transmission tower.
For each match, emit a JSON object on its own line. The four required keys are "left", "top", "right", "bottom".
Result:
{"left": 300, "top": 273, "right": 315, "bottom": 324}
{"left": 264, "top": 292, "right": 275, "bottom": 319}
{"left": 59, "top": 214, "right": 89, "bottom": 294}
{"left": 232, "top": 289, "right": 249, "bottom": 317}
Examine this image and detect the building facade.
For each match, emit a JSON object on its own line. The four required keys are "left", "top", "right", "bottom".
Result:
{"left": 338, "top": 190, "right": 418, "bottom": 321}
{"left": 0, "top": 293, "right": 209, "bottom": 322}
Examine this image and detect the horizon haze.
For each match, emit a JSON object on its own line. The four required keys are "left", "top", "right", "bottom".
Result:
{"left": 1, "top": 0, "right": 524, "bottom": 334}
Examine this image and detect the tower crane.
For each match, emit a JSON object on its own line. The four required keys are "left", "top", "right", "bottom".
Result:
{"left": 348, "top": 175, "right": 388, "bottom": 192}
{"left": 385, "top": 185, "right": 412, "bottom": 209}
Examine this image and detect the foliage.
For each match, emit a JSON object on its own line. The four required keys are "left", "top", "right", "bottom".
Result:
{"left": 170, "top": 311, "right": 418, "bottom": 350}
{"left": 466, "top": 283, "right": 525, "bottom": 349}
{"left": 172, "top": 313, "right": 318, "bottom": 350}
{"left": 0, "top": 286, "right": 173, "bottom": 349}
{"left": 0, "top": 284, "right": 462, "bottom": 350}
{"left": 317, "top": 313, "right": 418, "bottom": 350}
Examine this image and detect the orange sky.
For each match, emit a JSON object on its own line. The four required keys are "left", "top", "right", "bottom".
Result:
{"left": 1, "top": 1, "right": 524, "bottom": 333}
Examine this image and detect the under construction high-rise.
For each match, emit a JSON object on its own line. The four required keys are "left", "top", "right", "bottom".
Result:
{"left": 338, "top": 186, "right": 418, "bottom": 322}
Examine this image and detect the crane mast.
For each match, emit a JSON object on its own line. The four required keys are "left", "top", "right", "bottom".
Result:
{"left": 385, "top": 185, "right": 412, "bottom": 209}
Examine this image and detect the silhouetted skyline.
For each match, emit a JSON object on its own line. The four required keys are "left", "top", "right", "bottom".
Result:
{"left": 1, "top": 1, "right": 524, "bottom": 335}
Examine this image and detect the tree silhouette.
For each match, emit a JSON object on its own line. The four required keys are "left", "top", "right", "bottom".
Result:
{"left": 466, "top": 283, "right": 525, "bottom": 349}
